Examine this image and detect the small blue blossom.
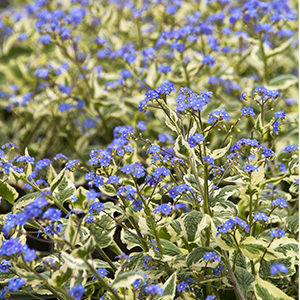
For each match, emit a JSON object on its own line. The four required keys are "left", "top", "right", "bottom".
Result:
{"left": 65, "top": 159, "right": 79, "bottom": 169}
{"left": 203, "top": 155, "right": 214, "bottom": 166}
{"left": 274, "top": 111, "right": 287, "bottom": 120}
{"left": 153, "top": 203, "right": 172, "bottom": 215}
{"left": 158, "top": 133, "right": 173, "bottom": 143}
{"left": 86, "top": 189, "right": 100, "bottom": 201}
{"left": 270, "top": 264, "right": 288, "bottom": 275}
{"left": 42, "top": 208, "right": 62, "bottom": 221}
{"left": 174, "top": 203, "right": 189, "bottom": 212}
{"left": 177, "top": 281, "right": 188, "bottom": 292}
{"left": 271, "top": 198, "right": 287, "bottom": 208}
{"left": 269, "top": 228, "right": 285, "bottom": 238}
{"left": 241, "top": 107, "right": 255, "bottom": 116}
{"left": 242, "top": 164, "right": 258, "bottom": 173}
{"left": 145, "top": 284, "right": 164, "bottom": 295}
{"left": 34, "top": 68, "right": 49, "bottom": 79}
{"left": 280, "top": 144, "right": 298, "bottom": 153}
{"left": 188, "top": 133, "right": 204, "bottom": 148}
{"left": 208, "top": 109, "right": 230, "bottom": 124}
{"left": 202, "top": 55, "right": 215, "bottom": 67}
{"left": 137, "top": 121, "right": 147, "bottom": 131}
{"left": 158, "top": 64, "right": 172, "bottom": 73}
{"left": 68, "top": 284, "right": 85, "bottom": 300}
{"left": 203, "top": 252, "right": 220, "bottom": 262}
{"left": 35, "top": 158, "right": 51, "bottom": 170}
{"left": 8, "top": 277, "right": 25, "bottom": 292}
{"left": 0, "top": 260, "right": 10, "bottom": 273}
{"left": 97, "top": 268, "right": 108, "bottom": 277}
{"left": 107, "top": 175, "right": 120, "bottom": 184}
{"left": 254, "top": 213, "right": 269, "bottom": 222}
{"left": 88, "top": 202, "right": 104, "bottom": 213}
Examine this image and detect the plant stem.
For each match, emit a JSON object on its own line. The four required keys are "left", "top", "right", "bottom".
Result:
{"left": 223, "top": 251, "right": 245, "bottom": 300}
{"left": 82, "top": 258, "right": 122, "bottom": 300}
{"left": 96, "top": 245, "right": 117, "bottom": 272}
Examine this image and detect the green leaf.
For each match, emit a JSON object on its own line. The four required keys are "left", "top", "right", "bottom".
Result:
{"left": 51, "top": 169, "right": 76, "bottom": 204}
{"left": 235, "top": 266, "right": 255, "bottom": 296}
{"left": 120, "top": 229, "right": 143, "bottom": 250}
{"left": 267, "top": 74, "right": 298, "bottom": 90}
{"left": 181, "top": 211, "right": 204, "bottom": 242}
{"left": 240, "top": 237, "right": 269, "bottom": 260}
{"left": 174, "top": 136, "right": 190, "bottom": 159}
{"left": 89, "top": 215, "right": 115, "bottom": 248}
{"left": 165, "top": 110, "right": 179, "bottom": 134}
{"left": 158, "top": 272, "right": 177, "bottom": 300}
{"left": 64, "top": 216, "right": 79, "bottom": 246}
{"left": 61, "top": 251, "right": 88, "bottom": 271}
{"left": 285, "top": 214, "right": 298, "bottom": 234}
{"left": 49, "top": 268, "right": 73, "bottom": 289}
{"left": 183, "top": 174, "right": 203, "bottom": 194}
{"left": 270, "top": 237, "right": 298, "bottom": 258}
{"left": 266, "top": 38, "right": 294, "bottom": 58}
{"left": 161, "top": 239, "right": 182, "bottom": 256}
{"left": 0, "top": 182, "right": 19, "bottom": 205}
{"left": 112, "top": 271, "right": 144, "bottom": 289}
{"left": 210, "top": 185, "right": 238, "bottom": 203}
{"left": 73, "top": 236, "right": 96, "bottom": 259}
{"left": 251, "top": 165, "right": 265, "bottom": 186}
{"left": 46, "top": 164, "right": 58, "bottom": 185}
{"left": 254, "top": 276, "right": 294, "bottom": 300}
{"left": 210, "top": 139, "right": 231, "bottom": 160}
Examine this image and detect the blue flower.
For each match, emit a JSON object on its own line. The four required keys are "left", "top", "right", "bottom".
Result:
{"left": 177, "top": 281, "right": 188, "bottom": 292}
{"left": 269, "top": 229, "right": 285, "bottom": 238}
{"left": 68, "top": 284, "right": 85, "bottom": 300}
{"left": 65, "top": 159, "right": 79, "bottom": 169}
{"left": 42, "top": 208, "right": 62, "bottom": 221}
{"left": 188, "top": 133, "right": 204, "bottom": 148}
{"left": 145, "top": 284, "right": 164, "bottom": 295}
{"left": 203, "top": 155, "right": 214, "bottom": 166}
{"left": 203, "top": 252, "right": 220, "bottom": 262}
{"left": 270, "top": 263, "right": 288, "bottom": 275}
{"left": 174, "top": 203, "right": 189, "bottom": 212}
{"left": 35, "top": 158, "right": 51, "bottom": 170}
{"left": 8, "top": 277, "right": 25, "bottom": 292}
{"left": 242, "top": 164, "right": 258, "bottom": 173}
{"left": 0, "top": 260, "right": 10, "bottom": 273}
{"left": 23, "top": 248, "right": 37, "bottom": 262}
{"left": 107, "top": 175, "right": 120, "bottom": 184}
{"left": 158, "top": 64, "right": 172, "bottom": 73}
{"left": 34, "top": 68, "right": 49, "bottom": 79}
{"left": 137, "top": 121, "right": 147, "bottom": 131}
{"left": 96, "top": 268, "right": 108, "bottom": 277}
{"left": 254, "top": 213, "right": 268, "bottom": 222}
{"left": 39, "top": 34, "right": 51, "bottom": 44}
{"left": 280, "top": 144, "right": 298, "bottom": 153}
{"left": 153, "top": 204, "right": 172, "bottom": 215}
{"left": 270, "top": 198, "right": 287, "bottom": 208}
{"left": 202, "top": 55, "right": 215, "bottom": 67}
{"left": 88, "top": 202, "right": 104, "bottom": 213}
{"left": 241, "top": 107, "right": 255, "bottom": 116}
{"left": 158, "top": 133, "right": 173, "bottom": 143}
{"left": 274, "top": 111, "right": 287, "bottom": 120}
{"left": 208, "top": 109, "right": 230, "bottom": 124}
{"left": 86, "top": 189, "right": 100, "bottom": 201}
{"left": 206, "top": 296, "right": 216, "bottom": 300}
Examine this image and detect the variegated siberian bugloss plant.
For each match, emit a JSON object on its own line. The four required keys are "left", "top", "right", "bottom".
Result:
{"left": 0, "top": 0, "right": 298, "bottom": 299}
